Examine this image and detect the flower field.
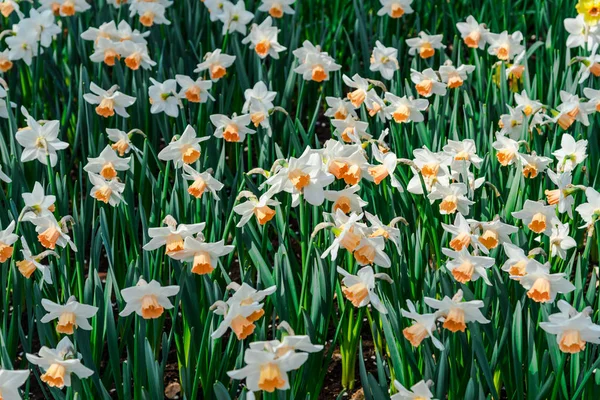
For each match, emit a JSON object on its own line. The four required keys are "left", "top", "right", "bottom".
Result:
{"left": 1, "top": 0, "right": 600, "bottom": 398}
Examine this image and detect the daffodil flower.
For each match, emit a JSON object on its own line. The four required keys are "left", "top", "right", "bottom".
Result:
{"left": 456, "top": 15, "right": 489, "bottom": 49}
{"left": 89, "top": 37, "right": 123, "bottom": 66}
{"left": 83, "top": 83, "right": 136, "bottom": 118}
{"left": 443, "top": 139, "right": 483, "bottom": 170}
{"left": 486, "top": 31, "right": 524, "bottom": 61}
{"left": 257, "top": 0, "right": 296, "bottom": 18}
{"left": 121, "top": 41, "right": 156, "bottom": 70}
{"left": 442, "top": 247, "right": 494, "bottom": 285}
{"left": 41, "top": 296, "right": 98, "bottom": 335}
{"left": 342, "top": 74, "right": 370, "bottom": 108}
{"left": 575, "top": 187, "right": 600, "bottom": 229}
{"left": 194, "top": 49, "right": 236, "bottom": 81}
{"left": 545, "top": 170, "right": 576, "bottom": 217}
{"left": 401, "top": 300, "right": 444, "bottom": 350}
{"left": 26, "top": 337, "right": 94, "bottom": 389}
{"left": 293, "top": 44, "right": 341, "bottom": 82}
{"left": 169, "top": 236, "right": 234, "bottom": 275}
{"left": 0, "top": 221, "right": 18, "bottom": 263}
{"left": 376, "top": 0, "right": 414, "bottom": 19}
{"left": 119, "top": 278, "right": 180, "bottom": 319}
{"left": 442, "top": 213, "right": 481, "bottom": 252}
{"left": 83, "top": 145, "right": 131, "bottom": 179}
{"left": 88, "top": 173, "right": 126, "bottom": 206}
{"left": 210, "top": 113, "right": 256, "bottom": 143}
{"left": 218, "top": 0, "right": 254, "bottom": 35}
{"left": 31, "top": 215, "right": 77, "bottom": 252}
{"left": 470, "top": 218, "right": 518, "bottom": 251}
{"left": 148, "top": 78, "right": 180, "bottom": 118}
{"left": 324, "top": 185, "right": 368, "bottom": 214}
{"left": 425, "top": 289, "right": 490, "bottom": 333}
{"left": 439, "top": 63, "right": 475, "bottom": 89}
{"left": 512, "top": 200, "right": 558, "bottom": 236}
{"left": 181, "top": 164, "right": 224, "bottom": 200}
{"left": 492, "top": 134, "right": 519, "bottom": 166}
{"left": 0, "top": 0, "right": 23, "bottom": 18}
{"left": 428, "top": 183, "right": 474, "bottom": 215}
{"left": 242, "top": 17, "right": 287, "bottom": 59}
{"left": 0, "top": 369, "right": 29, "bottom": 400}
{"left": 106, "top": 128, "right": 140, "bottom": 156}
{"left": 406, "top": 32, "right": 445, "bottom": 59}
{"left": 142, "top": 215, "right": 205, "bottom": 255}
{"left": 370, "top": 41, "right": 399, "bottom": 80}
{"left": 549, "top": 222, "right": 577, "bottom": 259}
{"left": 337, "top": 265, "right": 392, "bottom": 313}
{"left": 324, "top": 97, "right": 357, "bottom": 120}
{"left": 158, "top": 125, "right": 209, "bottom": 167}
{"left": 540, "top": 300, "right": 600, "bottom": 354}
{"left": 501, "top": 243, "right": 530, "bottom": 277}
{"left": 40, "top": 0, "right": 91, "bottom": 16}
{"left": 564, "top": 14, "right": 597, "bottom": 50}
{"left": 406, "top": 147, "right": 450, "bottom": 195}
{"left": 130, "top": 1, "right": 171, "bottom": 27}
{"left": 369, "top": 144, "right": 401, "bottom": 188}
{"left": 16, "top": 108, "right": 68, "bottom": 167}
{"left": 410, "top": 68, "right": 447, "bottom": 98}
{"left": 515, "top": 260, "right": 575, "bottom": 303}
{"left": 0, "top": 85, "right": 16, "bottom": 119}
{"left": 16, "top": 236, "right": 56, "bottom": 284}
{"left": 552, "top": 134, "right": 588, "bottom": 172}
{"left": 233, "top": 192, "right": 280, "bottom": 227}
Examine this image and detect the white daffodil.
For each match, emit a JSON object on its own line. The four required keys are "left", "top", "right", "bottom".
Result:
{"left": 41, "top": 296, "right": 98, "bottom": 335}
{"left": 324, "top": 97, "right": 357, "bottom": 120}
{"left": 550, "top": 222, "right": 577, "bottom": 260}
{"left": 501, "top": 242, "right": 530, "bottom": 277}
{"left": 444, "top": 139, "right": 483, "bottom": 169}
{"left": 324, "top": 185, "right": 368, "bottom": 214}
{"left": 370, "top": 41, "right": 398, "bottom": 79}
{"left": 0, "top": 85, "right": 16, "bottom": 119}
{"left": 552, "top": 134, "right": 587, "bottom": 172}
{"left": 428, "top": 183, "right": 474, "bottom": 215}
{"left": 353, "top": 236, "right": 391, "bottom": 268}
{"left": 391, "top": 380, "right": 436, "bottom": 400}
{"left": 83, "top": 83, "right": 136, "bottom": 118}
{"left": 293, "top": 47, "right": 341, "bottom": 82}
{"left": 40, "top": 0, "right": 90, "bottom": 16}
{"left": 169, "top": 236, "right": 234, "bottom": 275}
{"left": 518, "top": 152, "right": 552, "bottom": 179}
{"left": 540, "top": 300, "right": 600, "bottom": 354}
{"left": 26, "top": 337, "right": 94, "bottom": 389}
{"left": 401, "top": 300, "right": 444, "bottom": 350}
{"left": 15, "top": 9, "right": 60, "bottom": 48}
{"left": 545, "top": 170, "right": 575, "bottom": 218}
{"left": 321, "top": 211, "right": 367, "bottom": 259}
{"left": 227, "top": 346, "right": 308, "bottom": 393}
{"left": 16, "top": 237, "right": 56, "bottom": 284}
{"left": 142, "top": 215, "right": 205, "bottom": 255}
{"left": 211, "top": 301, "right": 264, "bottom": 340}
{"left": 471, "top": 218, "right": 518, "bottom": 251}
{"left": 121, "top": 41, "right": 156, "bottom": 70}
{"left": 442, "top": 213, "right": 480, "bottom": 252}
{"left": 498, "top": 106, "right": 525, "bottom": 141}
{"left": 242, "top": 81, "right": 277, "bottom": 128}
{"left": 0, "top": 221, "right": 18, "bottom": 263}
{"left": 583, "top": 87, "right": 600, "bottom": 113}
{"left": 194, "top": 49, "right": 236, "bottom": 81}
{"left": 564, "top": 14, "right": 598, "bottom": 50}
{"left": 512, "top": 200, "right": 558, "bottom": 236}
{"left": 233, "top": 192, "right": 280, "bottom": 227}
{"left": 83, "top": 145, "right": 131, "bottom": 179}
{"left": 516, "top": 260, "right": 575, "bottom": 303}
{"left": 88, "top": 173, "right": 126, "bottom": 206}
{"left": 442, "top": 247, "right": 495, "bottom": 285}
{"left": 369, "top": 144, "right": 401, "bottom": 188}
{"left": 514, "top": 90, "right": 544, "bottom": 116}
{"left": 365, "top": 89, "right": 387, "bottom": 122}
{"left": 493, "top": 134, "right": 520, "bottom": 166}
{"left": 575, "top": 187, "right": 600, "bottom": 229}
{"left": 407, "top": 147, "right": 450, "bottom": 195}
{"left": 258, "top": 0, "right": 296, "bottom": 18}
{"left": 364, "top": 212, "right": 402, "bottom": 254}
{"left": 376, "top": 0, "right": 413, "bottom": 19}
{"left": 131, "top": 2, "right": 171, "bottom": 27}
{"left": 182, "top": 164, "right": 224, "bottom": 200}
{"left": 384, "top": 93, "right": 429, "bottom": 124}
{"left": 486, "top": 30, "right": 524, "bottom": 61}
{"left": 158, "top": 125, "right": 209, "bottom": 167}
{"left": 411, "top": 68, "right": 447, "bottom": 98}
{"left": 425, "top": 289, "right": 490, "bottom": 333}
{"left": 219, "top": 0, "right": 254, "bottom": 35}
{"left": 89, "top": 37, "right": 123, "bottom": 67}
{"left": 175, "top": 75, "right": 214, "bottom": 103}
{"left": 21, "top": 182, "right": 56, "bottom": 221}
{"left": 148, "top": 78, "right": 180, "bottom": 117}
{"left": 343, "top": 74, "right": 370, "bottom": 108}
{"left": 406, "top": 32, "right": 445, "bottom": 59}
{"left": 6, "top": 30, "right": 39, "bottom": 66}
{"left": 456, "top": 15, "right": 489, "bottom": 49}
{"left": 439, "top": 63, "right": 475, "bottom": 89}
{"left": 552, "top": 91, "right": 590, "bottom": 130}
{"left": 0, "top": 369, "right": 29, "bottom": 400}
{"left": 210, "top": 113, "right": 256, "bottom": 143}
{"left": 0, "top": 0, "right": 23, "bottom": 18}
{"left": 31, "top": 215, "right": 77, "bottom": 252}
{"left": 242, "top": 17, "right": 286, "bottom": 59}
{"left": 337, "top": 265, "right": 392, "bottom": 313}
{"left": 16, "top": 108, "right": 68, "bottom": 167}
{"left": 106, "top": 128, "right": 138, "bottom": 156}
{"left": 119, "top": 278, "right": 180, "bottom": 319}
{"left": 330, "top": 116, "right": 371, "bottom": 144}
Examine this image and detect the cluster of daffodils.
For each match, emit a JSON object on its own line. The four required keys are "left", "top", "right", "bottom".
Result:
{"left": 2, "top": 8, "right": 60, "bottom": 67}
{"left": 81, "top": 20, "right": 155, "bottom": 70}
{"left": 148, "top": 72, "right": 216, "bottom": 118}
